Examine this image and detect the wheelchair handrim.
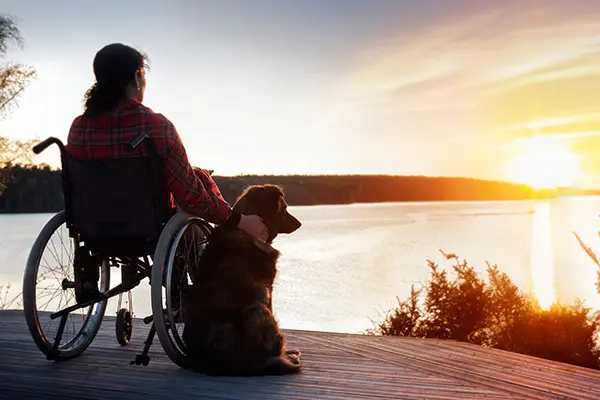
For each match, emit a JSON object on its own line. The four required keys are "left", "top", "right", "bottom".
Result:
{"left": 22, "top": 211, "right": 110, "bottom": 358}
{"left": 151, "top": 212, "right": 211, "bottom": 368}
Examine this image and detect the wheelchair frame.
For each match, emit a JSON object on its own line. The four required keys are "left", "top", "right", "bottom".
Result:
{"left": 22, "top": 135, "right": 213, "bottom": 368}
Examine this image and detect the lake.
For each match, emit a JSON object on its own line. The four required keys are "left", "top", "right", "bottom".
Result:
{"left": 2, "top": 197, "right": 600, "bottom": 334}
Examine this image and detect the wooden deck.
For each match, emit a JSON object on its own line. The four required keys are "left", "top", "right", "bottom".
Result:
{"left": 0, "top": 310, "right": 598, "bottom": 399}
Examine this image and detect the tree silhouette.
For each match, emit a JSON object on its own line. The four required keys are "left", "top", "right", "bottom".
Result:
{"left": 0, "top": 15, "right": 38, "bottom": 192}
{"left": 0, "top": 15, "right": 37, "bottom": 119}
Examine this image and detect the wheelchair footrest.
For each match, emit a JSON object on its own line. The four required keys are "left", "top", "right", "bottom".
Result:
{"left": 130, "top": 323, "right": 156, "bottom": 367}
{"left": 130, "top": 354, "right": 150, "bottom": 366}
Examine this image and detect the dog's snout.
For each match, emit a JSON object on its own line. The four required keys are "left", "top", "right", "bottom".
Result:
{"left": 279, "top": 211, "right": 301, "bottom": 234}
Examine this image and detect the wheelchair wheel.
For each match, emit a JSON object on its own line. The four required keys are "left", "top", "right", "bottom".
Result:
{"left": 115, "top": 308, "right": 133, "bottom": 346}
{"left": 150, "top": 212, "right": 212, "bottom": 368}
{"left": 23, "top": 211, "right": 110, "bottom": 360}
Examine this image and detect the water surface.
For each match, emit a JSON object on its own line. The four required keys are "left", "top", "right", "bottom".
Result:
{"left": 2, "top": 197, "right": 600, "bottom": 333}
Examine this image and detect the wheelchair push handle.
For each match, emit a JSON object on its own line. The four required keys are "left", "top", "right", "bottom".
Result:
{"left": 32, "top": 137, "right": 65, "bottom": 155}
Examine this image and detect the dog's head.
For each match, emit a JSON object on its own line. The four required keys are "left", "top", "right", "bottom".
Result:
{"left": 233, "top": 184, "right": 301, "bottom": 243}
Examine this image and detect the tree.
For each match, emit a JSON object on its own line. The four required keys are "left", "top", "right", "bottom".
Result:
{"left": 0, "top": 15, "right": 38, "bottom": 192}
{"left": 573, "top": 232, "right": 600, "bottom": 296}
{"left": 0, "top": 136, "right": 37, "bottom": 164}
{"left": 0, "top": 15, "right": 36, "bottom": 119}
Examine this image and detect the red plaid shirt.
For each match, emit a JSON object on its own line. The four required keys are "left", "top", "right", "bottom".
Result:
{"left": 66, "top": 98, "right": 234, "bottom": 225}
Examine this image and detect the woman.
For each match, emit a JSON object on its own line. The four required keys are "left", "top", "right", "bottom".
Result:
{"left": 66, "top": 43, "right": 268, "bottom": 240}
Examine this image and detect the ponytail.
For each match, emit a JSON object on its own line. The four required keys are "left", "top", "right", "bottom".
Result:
{"left": 83, "top": 82, "right": 127, "bottom": 117}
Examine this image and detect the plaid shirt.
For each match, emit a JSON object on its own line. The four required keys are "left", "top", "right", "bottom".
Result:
{"left": 66, "top": 98, "right": 234, "bottom": 225}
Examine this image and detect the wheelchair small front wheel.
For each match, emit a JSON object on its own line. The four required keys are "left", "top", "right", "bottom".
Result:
{"left": 115, "top": 308, "right": 133, "bottom": 346}
{"left": 150, "top": 211, "right": 212, "bottom": 368}
{"left": 22, "top": 211, "right": 110, "bottom": 360}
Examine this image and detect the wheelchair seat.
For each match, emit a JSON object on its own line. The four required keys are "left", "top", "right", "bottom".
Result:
{"left": 66, "top": 153, "right": 173, "bottom": 257}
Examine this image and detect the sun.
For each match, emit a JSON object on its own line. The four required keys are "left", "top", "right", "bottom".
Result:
{"left": 508, "top": 137, "right": 581, "bottom": 189}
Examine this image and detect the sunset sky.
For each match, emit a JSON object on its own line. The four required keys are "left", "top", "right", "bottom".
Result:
{"left": 1, "top": 1, "right": 600, "bottom": 188}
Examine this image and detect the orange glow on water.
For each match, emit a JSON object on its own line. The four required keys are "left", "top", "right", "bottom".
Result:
{"left": 530, "top": 202, "right": 556, "bottom": 310}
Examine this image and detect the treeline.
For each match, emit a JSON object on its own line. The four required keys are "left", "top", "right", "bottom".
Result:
{"left": 0, "top": 164, "right": 550, "bottom": 213}
{"left": 367, "top": 252, "right": 600, "bottom": 370}
{"left": 0, "top": 165, "right": 63, "bottom": 213}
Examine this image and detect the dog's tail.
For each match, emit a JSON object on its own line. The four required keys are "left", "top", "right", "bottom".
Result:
{"left": 262, "top": 355, "right": 301, "bottom": 375}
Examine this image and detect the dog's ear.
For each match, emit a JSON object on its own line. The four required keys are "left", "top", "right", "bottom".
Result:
{"left": 263, "top": 186, "right": 301, "bottom": 234}
{"left": 233, "top": 185, "right": 275, "bottom": 216}
{"left": 267, "top": 187, "right": 285, "bottom": 214}
{"left": 233, "top": 195, "right": 250, "bottom": 214}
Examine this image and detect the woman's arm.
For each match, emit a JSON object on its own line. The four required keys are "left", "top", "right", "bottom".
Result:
{"left": 160, "top": 118, "right": 237, "bottom": 225}
{"left": 158, "top": 117, "right": 267, "bottom": 240}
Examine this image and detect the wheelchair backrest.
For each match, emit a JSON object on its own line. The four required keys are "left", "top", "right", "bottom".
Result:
{"left": 66, "top": 153, "right": 173, "bottom": 256}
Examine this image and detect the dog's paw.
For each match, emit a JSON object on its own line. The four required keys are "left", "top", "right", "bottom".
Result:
{"left": 286, "top": 348, "right": 301, "bottom": 356}
{"left": 285, "top": 352, "right": 301, "bottom": 365}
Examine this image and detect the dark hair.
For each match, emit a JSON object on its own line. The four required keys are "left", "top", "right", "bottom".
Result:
{"left": 83, "top": 43, "right": 148, "bottom": 117}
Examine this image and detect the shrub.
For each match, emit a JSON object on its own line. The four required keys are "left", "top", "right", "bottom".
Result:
{"left": 368, "top": 251, "right": 600, "bottom": 370}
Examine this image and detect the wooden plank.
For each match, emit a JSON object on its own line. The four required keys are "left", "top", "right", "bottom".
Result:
{"left": 299, "top": 333, "right": 600, "bottom": 400}
{"left": 0, "top": 310, "right": 597, "bottom": 399}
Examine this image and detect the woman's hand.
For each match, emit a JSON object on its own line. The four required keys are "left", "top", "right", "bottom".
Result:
{"left": 193, "top": 167, "right": 214, "bottom": 176}
{"left": 192, "top": 167, "right": 225, "bottom": 200}
{"left": 237, "top": 214, "right": 269, "bottom": 242}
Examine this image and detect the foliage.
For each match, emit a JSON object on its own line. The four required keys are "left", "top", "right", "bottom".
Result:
{"left": 0, "top": 136, "right": 38, "bottom": 165}
{"left": 0, "top": 15, "right": 37, "bottom": 120}
{"left": 368, "top": 286, "right": 422, "bottom": 337}
{"left": 0, "top": 164, "right": 61, "bottom": 210}
{"left": 368, "top": 251, "right": 600, "bottom": 370}
{"left": 0, "top": 62, "right": 36, "bottom": 119}
{"left": 0, "top": 282, "right": 21, "bottom": 310}
{"left": 0, "top": 15, "right": 38, "bottom": 191}
{"left": 0, "top": 137, "right": 40, "bottom": 192}
{"left": 0, "top": 15, "right": 23, "bottom": 54}
{"left": 573, "top": 231, "right": 600, "bottom": 296}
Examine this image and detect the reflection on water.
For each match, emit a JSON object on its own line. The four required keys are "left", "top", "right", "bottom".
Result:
{"left": 530, "top": 202, "right": 556, "bottom": 310}
{"left": 2, "top": 198, "right": 600, "bottom": 333}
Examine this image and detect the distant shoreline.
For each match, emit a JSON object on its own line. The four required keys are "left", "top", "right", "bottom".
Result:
{"left": 2, "top": 166, "right": 599, "bottom": 214}
{"left": 2, "top": 194, "right": 598, "bottom": 216}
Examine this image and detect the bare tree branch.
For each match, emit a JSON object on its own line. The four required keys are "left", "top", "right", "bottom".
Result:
{"left": 0, "top": 136, "right": 38, "bottom": 165}
{"left": 0, "top": 15, "right": 24, "bottom": 58}
{"left": 0, "top": 15, "right": 37, "bottom": 120}
{"left": 0, "top": 15, "right": 39, "bottom": 193}
{"left": 0, "top": 63, "right": 37, "bottom": 118}
{"left": 0, "top": 136, "right": 40, "bottom": 192}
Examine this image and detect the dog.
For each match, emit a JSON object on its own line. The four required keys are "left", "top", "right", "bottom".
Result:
{"left": 182, "top": 184, "right": 302, "bottom": 376}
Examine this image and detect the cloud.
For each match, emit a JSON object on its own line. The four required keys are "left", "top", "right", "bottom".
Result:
{"left": 493, "top": 131, "right": 600, "bottom": 151}
{"left": 340, "top": 5, "right": 600, "bottom": 113}
{"left": 504, "top": 114, "right": 600, "bottom": 132}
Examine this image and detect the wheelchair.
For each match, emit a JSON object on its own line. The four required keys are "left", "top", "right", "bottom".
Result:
{"left": 22, "top": 134, "right": 213, "bottom": 368}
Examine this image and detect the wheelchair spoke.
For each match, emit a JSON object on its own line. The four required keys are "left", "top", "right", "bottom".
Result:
{"left": 39, "top": 288, "right": 63, "bottom": 313}
{"left": 151, "top": 213, "right": 213, "bottom": 368}
{"left": 57, "top": 229, "right": 69, "bottom": 267}
{"left": 47, "top": 236, "right": 63, "bottom": 269}
{"left": 24, "top": 211, "right": 110, "bottom": 359}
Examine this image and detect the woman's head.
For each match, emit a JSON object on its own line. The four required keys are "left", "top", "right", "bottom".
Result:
{"left": 83, "top": 43, "right": 148, "bottom": 116}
